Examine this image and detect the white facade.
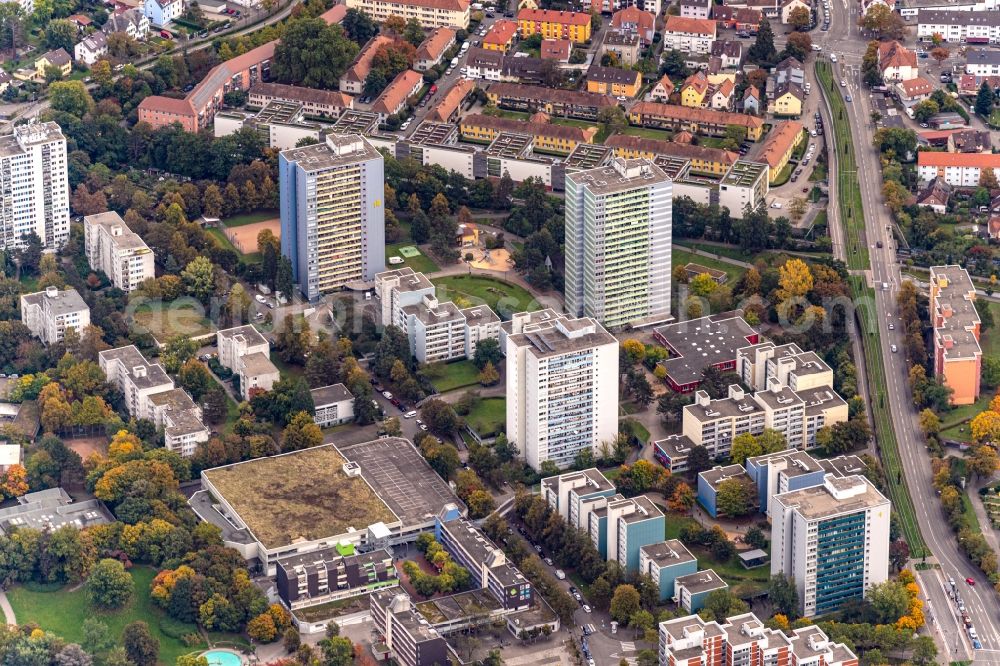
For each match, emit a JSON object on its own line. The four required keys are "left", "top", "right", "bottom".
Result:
{"left": 83, "top": 211, "right": 155, "bottom": 292}
{"left": 565, "top": 158, "right": 672, "bottom": 328}
{"left": 0, "top": 123, "right": 69, "bottom": 251}
{"left": 504, "top": 310, "right": 619, "bottom": 471}
{"left": 918, "top": 10, "right": 1000, "bottom": 43}
{"left": 771, "top": 476, "right": 890, "bottom": 618}
{"left": 103, "top": 8, "right": 150, "bottom": 40}
{"left": 216, "top": 325, "right": 280, "bottom": 401}
{"left": 718, "top": 161, "right": 769, "bottom": 216}
{"left": 74, "top": 32, "right": 108, "bottom": 65}
{"left": 918, "top": 159, "right": 1000, "bottom": 187}
{"left": 663, "top": 21, "right": 716, "bottom": 54}
{"left": 99, "top": 345, "right": 210, "bottom": 456}
{"left": 20, "top": 287, "right": 90, "bottom": 346}
{"left": 680, "top": 0, "right": 712, "bottom": 18}
{"left": 311, "top": 384, "right": 355, "bottom": 427}
{"left": 144, "top": 0, "right": 183, "bottom": 25}
{"left": 965, "top": 48, "right": 1000, "bottom": 75}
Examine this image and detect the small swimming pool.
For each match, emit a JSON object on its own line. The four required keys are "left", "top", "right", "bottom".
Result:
{"left": 202, "top": 650, "right": 242, "bottom": 666}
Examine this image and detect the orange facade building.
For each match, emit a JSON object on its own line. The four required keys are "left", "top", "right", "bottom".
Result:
{"left": 930, "top": 265, "right": 982, "bottom": 405}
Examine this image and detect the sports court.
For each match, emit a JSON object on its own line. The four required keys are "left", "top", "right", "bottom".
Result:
{"left": 222, "top": 218, "right": 281, "bottom": 255}
{"left": 334, "top": 437, "right": 462, "bottom": 524}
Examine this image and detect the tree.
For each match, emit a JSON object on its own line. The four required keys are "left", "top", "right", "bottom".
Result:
{"left": 280, "top": 411, "right": 323, "bottom": 452}
{"left": 343, "top": 8, "right": 377, "bottom": 42}
{"left": 609, "top": 584, "right": 641, "bottom": 624}
{"left": 49, "top": 80, "right": 94, "bottom": 117}
{"left": 667, "top": 482, "right": 696, "bottom": 513}
{"left": 276, "top": 255, "right": 293, "bottom": 300}
{"left": 122, "top": 621, "right": 159, "bottom": 666}
{"left": 889, "top": 539, "right": 910, "bottom": 571}
{"left": 714, "top": 477, "right": 755, "bottom": 517}
{"left": 768, "top": 574, "right": 799, "bottom": 618}
{"left": 787, "top": 6, "right": 811, "bottom": 29}
{"left": 747, "top": 19, "right": 776, "bottom": 66}
{"left": 181, "top": 256, "right": 216, "bottom": 303}
{"left": 931, "top": 46, "right": 950, "bottom": 68}
{"left": 81, "top": 618, "right": 114, "bottom": 655}
{"left": 420, "top": 399, "right": 462, "bottom": 436}
{"left": 730, "top": 433, "right": 763, "bottom": 466}
{"left": 272, "top": 19, "right": 360, "bottom": 89}
{"left": 178, "top": 359, "right": 214, "bottom": 401}
{"left": 473, "top": 338, "right": 502, "bottom": 370}
{"left": 784, "top": 31, "right": 812, "bottom": 60}
{"left": 247, "top": 613, "right": 278, "bottom": 642}
{"left": 202, "top": 385, "right": 229, "bottom": 425}
{"left": 478, "top": 361, "right": 499, "bottom": 386}
{"left": 86, "top": 558, "right": 134, "bottom": 609}
{"left": 918, "top": 408, "right": 941, "bottom": 438}
{"left": 969, "top": 444, "right": 1000, "bottom": 480}
{"left": 0, "top": 465, "right": 27, "bottom": 499}
{"left": 977, "top": 81, "right": 994, "bottom": 117}
{"left": 54, "top": 644, "right": 93, "bottom": 666}
{"left": 970, "top": 410, "right": 1000, "bottom": 442}
{"left": 867, "top": 580, "right": 910, "bottom": 623}
{"left": 913, "top": 98, "right": 940, "bottom": 124}
{"left": 687, "top": 445, "right": 711, "bottom": 475}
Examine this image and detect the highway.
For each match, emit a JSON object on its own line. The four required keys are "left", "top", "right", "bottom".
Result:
{"left": 816, "top": 2, "right": 1000, "bottom": 661}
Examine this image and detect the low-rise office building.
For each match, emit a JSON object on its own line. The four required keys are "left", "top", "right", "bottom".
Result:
{"left": 276, "top": 546, "right": 397, "bottom": 610}
{"left": 20, "top": 287, "right": 90, "bottom": 346}
{"left": 652, "top": 312, "right": 760, "bottom": 393}
{"left": 83, "top": 211, "right": 155, "bottom": 293}
{"left": 311, "top": 384, "right": 355, "bottom": 427}
{"left": 371, "top": 590, "right": 450, "bottom": 666}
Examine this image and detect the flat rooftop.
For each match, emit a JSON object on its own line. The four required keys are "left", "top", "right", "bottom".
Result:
{"left": 0, "top": 488, "right": 113, "bottom": 534}
{"left": 202, "top": 444, "right": 398, "bottom": 549}
{"left": 485, "top": 131, "right": 533, "bottom": 159}
{"left": 652, "top": 154, "right": 691, "bottom": 179}
{"left": 218, "top": 324, "right": 268, "bottom": 347}
{"left": 506, "top": 313, "right": 616, "bottom": 359}
{"left": 653, "top": 434, "right": 697, "bottom": 459}
{"left": 655, "top": 312, "right": 757, "bottom": 387}
{"left": 774, "top": 475, "right": 889, "bottom": 521}
{"left": 699, "top": 464, "right": 750, "bottom": 490}
{"left": 311, "top": 383, "right": 353, "bottom": 406}
{"left": 256, "top": 99, "right": 303, "bottom": 124}
{"left": 684, "top": 388, "right": 764, "bottom": 424}
{"left": 415, "top": 588, "right": 503, "bottom": 625}
{"left": 22, "top": 288, "right": 88, "bottom": 316}
{"left": 541, "top": 467, "right": 615, "bottom": 496}
{"left": 722, "top": 159, "right": 768, "bottom": 187}
{"left": 818, "top": 454, "right": 866, "bottom": 478}
{"left": 280, "top": 134, "right": 380, "bottom": 172}
{"left": 930, "top": 265, "right": 981, "bottom": 362}
{"left": 565, "top": 142, "right": 613, "bottom": 170}
{"left": 84, "top": 211, "right": 150, "bottom": 251}
{"left": 641, "top": 539, "right": 696, "bottom": 568}
{"left": 676, "top": 568, "right": 728, "bottom": 594}
{"left": 566, "top": 157, "right": 669, "bottom": 196}
{"left": 330, "top": 110, "right": 380, "bottom": 135}
{"left": 409, "top": 121, "right": 459, "bottom": 145}
{"left": 335, "top": 437, "right": 461, "bottom": 525}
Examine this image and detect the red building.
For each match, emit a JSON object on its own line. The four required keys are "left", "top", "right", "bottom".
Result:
{"left": 652, "top": 312, "right": 759, "bottom": 393}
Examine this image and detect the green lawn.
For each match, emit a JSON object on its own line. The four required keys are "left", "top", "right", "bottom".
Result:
{"left": 431, "top": 275, "right": 538, "bottom": 319}
{"left": 940, "top": 395, "right": 991, "bottom": 442}
{"left": 428, "top": 360, "right": 482, "bottom": 393}
{"left": 619, "top": 125, "right": 673, "bottom": 141}
{"left": 660, "top": 513, "right": 768, "bottom": 584}
{"left": 222, "top": 211, "right": 278, "bottom": 227}
{"left": 386, "top": 242, "right": 441, "bottom": 274}
{"left": 465, "top": 397, "right": 506, "bottom": 438}
{"left": 497, "top": 110, "right": 530, "bottom": 120}
{"left": 981, "top": 302, "right": 1000, "bottom": 357}
{"left": 672, "top": 247, "right": 746, "bottom": 284}
{"left": 132, "top": 301, "right": 215, "bottom": 343}
{"left": 771, "top": 162, "right": 794, "bottom": 187}
{"left": 206, "top": 227, "right": 262, "bottom": 263}
{"left": 7, "top": 566, "right": 204, "bottom": 665}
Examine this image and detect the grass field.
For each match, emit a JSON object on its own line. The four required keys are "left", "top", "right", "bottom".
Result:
{"left": 818, "top": 59, "right": 926, "bottom": 555}
{"left": 672, "top": 247, "right": 746, "bottom": 284}
{"left": 7, "top": 566, "right": 203, "bottom": 665}
{"left": 980, "top": 302, "right": 1000, "bottom": 357}
{"left": 132, "top": 301, "right": 215, "bottom": 342}
{"left": 206, "top": 227, "right": 262, "bottom": 263}
{"left": 661, "top": 513, "right": 768, "bottom": 584}
{"left": 431, "top": 275, "right": 538, "bottom": 319}
{"left": 428, "top": 360, "right": 482, "bottom": 393}
{"left": 771, "top": 162, "right": 794, "bottom": 187}
{"left": 619, "top": 125, "right": 674, "bottom": 141}
{"left": 386, "top": 242, "right": 441, "bottom": 274}
{"left": 223, "top": 211, "right": 279, "bottom": 227}
{"left": 940, "top": 395, "right": 991, "bottom": 442}
{"left": 465, "top": 397, "right": 506, "bottom": 438}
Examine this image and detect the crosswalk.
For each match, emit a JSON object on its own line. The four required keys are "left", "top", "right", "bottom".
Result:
{"left": 620, "top": 641, "right": 636, "bottom": 652}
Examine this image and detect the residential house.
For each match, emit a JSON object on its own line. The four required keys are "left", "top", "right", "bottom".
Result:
{"left": 74, "top": 32, "right": 107, "bottom": 65}
{"left": 586, "top": 65, "right": 642, "bottom": 97}
{"left": 339, "top": 36, "right": 394, "bottom": 95}
{"left": 540, "top": 38, "right": 571, "bottom": 61}
{"left": 601, "top": 32, "right": 641, "bottom": 67}
{"left": 610, "top": 6, "right": 655, "bottom": 45}
{"left": 483, "top": 19, "right": 518, "bottom": 51}
{"left": 460, "top": 113, "right": 596, "bottom": 153}
{"left": 771, "top": 80, "right": 804, "bottom": 115}
{"left": 951, "top": 129, "right": 992, "bottom": 152}
{"left": 517, "top": 8, "right": 592, "bottom": 43}
{"left": 743, "top": 84, "right": 761, "bottom": 114}
{"left": 103, "top": 8, "right": 149, "bottom": 39}
{"left": 918, "top": 10, "right": 1000, "bottom": 44}
{"left": 35, "top": 49, "right": 71, "bottom": 79}
{"left": 629, "top": 101, "right": 765, "bottom": 140}
{"left": 681, "top": 71, "right": 710, "bottom": 107}
{"left": 710, "top": 78, "right": 735, "bottom": 110}
{"left": 895, "top": 76, "right": 935, "bottom": 103}
{"left": 917, "top": 151, "right": 1000, "bottom": 186}
{"left": 344, "top": 0, "right": 470, "bottom": 29}
{"left": 710, "top": 39, "right": 744, "bottom": 69}
{"left": 248, "top": 82, "right": 353, "bottom": 118}
{"left": 680, "top": 0, "right": 712, "bottom": 18}
{"left": 648, "top": 75, "right": 675, "bottom": 102}
{"left": 414, "top": 27, "right": 456, "bottom": 71}
{"left": 780, "top": 0, "right": 810, "bottom": 24}
{"left": 425, "top": 79, "right": 474, "bottom": 122}
{"left": 713, "top": 5, "right": 762, "bottom": 31}
{"left": 143, "top": 0, "right": 183, "bottom": 25}
{"left": 605, "top": 134, "right": 739, "bottom": 175}
{"left": 485, "top": 82, "right": 616, "bottom": 120}
{"left": 965, "top": 48, "right": 1000, "bottom": 76}
{"left": 989, "top": 216, "right": 1000, "bottom": 240}
{"left": 67, "top": 14, "right": 92, "bottom": 29}
{"left": 758, "top": 120, "right": 804, "bottom": 183}
{"left": 371, "top": 69, "right": 423, "bottom": 120}
{"left": 916, "top": 177, "right": 952, "bottom": 213}
{"left": 663, "top": 15, "right": 717, "bottom": 54}
{"left": 878, "top": 40, "right": 918, "bottom": 82}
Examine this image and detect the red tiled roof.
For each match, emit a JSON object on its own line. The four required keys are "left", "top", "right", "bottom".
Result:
{"left": 878, "top": 40, "right": 916, "bottom": 70}
{"left": 426, "top": 79, "right": 475, "bottom": 122}
{"left": 653, "top": 75, "right": 675, "bottom": 94}
{"left": 758, "top": 120, "right": 803, "bottom": 170}
{"left": 918, "top": 151, "right": 1000, "bottom": 168}
{"left": 517, "top": 8, "right": 591, "bottom": 25}
{"left": 484, "top": 20, "right": 518, "bottom": 46}
{"left": 372, "top": 69, "right": 423, "bottom": 115}
{"left": 416, "top": 27, "right": 456, "bottom": 62}
{"left": 665, "top": 15, "right": 716, "bottom": 35}
{"left": 540, "top": 38, "right": 571, "bottom": 59}
{"left": 682, "top": 71, "right": 709, "bottom": 95}
{"left": 898, "top": 76, "right": 934, "bottom": 97}
{"left": 138, "top": 95, "right": 195, "bottom": 116}
{"left": 342, "top": 35, "right": 395, "bottom": 84}
{"left": 319, "top": 4, "right": 347, "bottom": 23}
{"left": 611, "top": 6, "right": 654, "bottom": 32}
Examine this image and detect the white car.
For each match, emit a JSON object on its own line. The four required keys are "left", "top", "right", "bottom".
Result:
{"left": 255, "top": 294, "right": 266, "bottom": 303}
{"left": 891, "top": 344, "right": 898, "bottom": 353}
{"left": 771, "top": 202, "right": 783, "bottom": 209}
{"left": 555, "top": 569, "right": 566, "bottom": 580}
{"left": 840, "top": 79, "right": 847, "bottom": 87}
{"left": 419, "top": 424, "right": 428, "bottom": 431}
{"left": 888, "top": 323, "right": 894, "bottom": 330}
{"left": 382, "top": 391, "right": 393, "bottom": 399}
{"left": 830, "top": 53, "right": 838, "bottom": 62}
{"left": 404, "top": 411, "right": 417, "bottom": 419}
{"left": 583, "top": 605, "right": 592, "bottom": 613}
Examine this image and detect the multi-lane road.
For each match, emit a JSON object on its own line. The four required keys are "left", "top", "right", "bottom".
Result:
{"left": 816, "top": 1, "right": 1000, "bottom": 661}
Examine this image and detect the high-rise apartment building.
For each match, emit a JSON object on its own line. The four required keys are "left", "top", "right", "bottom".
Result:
{"left": 279, "top": 134, "right": 385, "bottom": 301}
{"left": 0, "top": 122, "right": 70, "bottom": 250}
{"left": 20, "top": 287, "right": 89, "bottom": 346}
{"left": 771, "top": 475, "right": 890, "bottom": 618}
{"left": 83, "top": 211, "right": 155, "bottom": 292}
{"left": 929, "top": 265, "right": 982, "bottom": 405}
{"left": 565, "top": 157, "right": 672, "bottom": 328}
{"left": 502, "top": 309, "right": 618, "bottom": 470}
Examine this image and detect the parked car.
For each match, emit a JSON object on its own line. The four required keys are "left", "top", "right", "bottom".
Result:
{"left": 404, "top": 411, "right": 417, "bottom": 418}
{"left": 382, "top": 391, "right": 393, "bottom": 399}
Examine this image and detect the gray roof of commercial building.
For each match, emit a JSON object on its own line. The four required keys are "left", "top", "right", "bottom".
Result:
{"left": 22, "top": 288, "right": 88, "bottom": 316}
{"left": 919, "top": 8, "right": 1000, "bottom": 25}
{"left": 311, "top": 383, "right": 353, "bottom": 406}
{"left": 656, "top": 312, "right": 758, "bottom": 386}
{"left": 640, "top": 539, "right": 696, "bottom": 568}
{"left": 439, "top": 517, "right": 506, "bottom": 568}
{"left": 0, "top": 488, "right": 112, "bottom": 534}
{"left": 699, "top": 464, "right": 750, "bottom": 490}
{"left": 676, "top": 569, "right": 728, "bottom": 594}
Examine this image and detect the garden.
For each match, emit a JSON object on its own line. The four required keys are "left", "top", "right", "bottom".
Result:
{"left": 431, "top": 275, "right": 538, "bottom": 319}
